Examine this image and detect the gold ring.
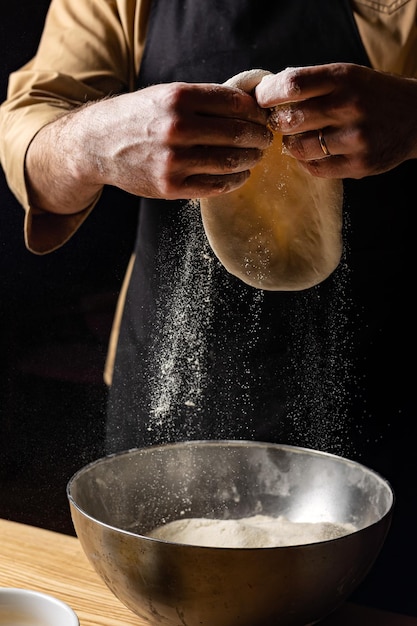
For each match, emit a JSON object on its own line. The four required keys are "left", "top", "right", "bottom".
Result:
{"left": 318, "top": 129, "right": 330, "bottom": 156}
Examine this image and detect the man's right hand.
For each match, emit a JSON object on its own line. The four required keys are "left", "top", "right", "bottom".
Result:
{"left": 25, "top": 81, "right": 272, "bottom": 215}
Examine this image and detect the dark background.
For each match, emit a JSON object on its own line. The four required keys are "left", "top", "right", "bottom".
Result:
{"left": 0, "top": 1, "right": 138, "bottom": 535}
{"left": 1, "top": 3, "right": 416, "bottom": 619}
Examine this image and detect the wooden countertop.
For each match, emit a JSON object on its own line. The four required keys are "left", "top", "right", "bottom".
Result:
{"left": 0, "top": 518, "right": 415, "bottom": 626}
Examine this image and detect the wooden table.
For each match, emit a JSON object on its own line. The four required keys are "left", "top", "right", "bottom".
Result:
{"left": 0, "top": 518, "right": 415, "bottom": 626}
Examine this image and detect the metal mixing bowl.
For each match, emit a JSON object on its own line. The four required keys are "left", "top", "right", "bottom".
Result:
{"left": 67, "top": 440, "right": 394, "bottom": 626}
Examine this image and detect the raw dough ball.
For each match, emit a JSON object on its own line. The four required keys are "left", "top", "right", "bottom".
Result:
{"left": 200, "top": 70, "right": 343, "bottom": 291}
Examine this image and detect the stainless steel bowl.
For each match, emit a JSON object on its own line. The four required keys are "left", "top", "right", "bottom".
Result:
{"left": 67, "top": 440, "right": 394, "bottom": 626}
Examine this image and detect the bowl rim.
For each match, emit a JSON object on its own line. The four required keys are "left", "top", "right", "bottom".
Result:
{"left": 0, "top": 587, "right": 79, "bottom": 625}
{"left": 67, "top": 439, "right": 395, "bottom": 549}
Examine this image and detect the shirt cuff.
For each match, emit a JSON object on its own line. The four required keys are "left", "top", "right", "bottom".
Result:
{"left": 1, "top": 101, "right": 101, "bottom": 253}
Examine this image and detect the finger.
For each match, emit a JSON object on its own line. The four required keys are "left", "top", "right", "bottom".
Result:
{"left": 177, "top": 146, "right": 265, "bottom": 176}
{"left": 184, "top": 83, "right": 270, "bottom": 125}
{"left": 175, "top": 114, "right": 273, "bottom": 149}
{"left": 174, "top": 171, "right": 251, "bottom": 199}
{"left": 255, "top": 65, "right": 338, "bottom": 108}
{"left": 267, "top": 93, "right": 342, "bottom": 135}
{"left": 283, "top": 129, "right": 334, "bottom": 161}
{"left": 283, "top": 124, "right": 360, "bottom": 161}
{"left": 297, "top": 154, "right": 359, "bottom": 180}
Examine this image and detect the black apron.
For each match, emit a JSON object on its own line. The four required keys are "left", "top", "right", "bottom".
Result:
{"left": 107, "top": 0, "right": 416, "bottom": 611}
{"left": 108, "top": 0, "right": 414, "bottom": 455}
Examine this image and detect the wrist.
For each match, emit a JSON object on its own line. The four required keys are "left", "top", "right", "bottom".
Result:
{"left": 25, "top": 109, "right": 103, "bottom": 215}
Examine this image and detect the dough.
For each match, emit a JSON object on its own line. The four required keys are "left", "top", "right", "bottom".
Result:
{"left": 148, "top": 514, "right": 356, "bottom": 548}
{"left": 200, "top": 70, "right": 343, "bottom": 291}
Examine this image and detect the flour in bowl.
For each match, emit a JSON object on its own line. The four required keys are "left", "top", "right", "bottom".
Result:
{"left": 148, "top": 514, "right": 356, "bottom": 548}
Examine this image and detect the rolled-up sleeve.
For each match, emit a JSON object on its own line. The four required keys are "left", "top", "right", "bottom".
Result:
{"left": 0, "top": 0, "right": 142, "bottom": 253}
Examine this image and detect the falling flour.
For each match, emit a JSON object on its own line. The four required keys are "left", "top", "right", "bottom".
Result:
{"left": 148, "top": 514, "right": 356, "bottom": 548}
{"left": 147, "top": 201, "right": 264, "bottom": 441}
{"left": 145, "top": 194, "right": 357, "bottom": 456}
{"left": 147, "top": 201, "right": 217, "bottom": 433}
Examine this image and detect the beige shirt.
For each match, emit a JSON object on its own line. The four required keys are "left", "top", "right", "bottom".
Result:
{"left": 1, "top": 0, "right": 417, "bottom": 254}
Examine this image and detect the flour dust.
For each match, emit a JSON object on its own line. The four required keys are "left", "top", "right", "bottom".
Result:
{"left": 145, "top": 200, "right": 357, "bottom": 456}
{"left": 146, "top": 201, "right": 264, "bottom": 440}
{"left": 147, "top": 201, "right": 215, "bottom": 432}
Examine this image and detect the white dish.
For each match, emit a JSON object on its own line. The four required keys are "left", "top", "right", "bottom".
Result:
{"left": 0, "top": 587, "right": 79, "bottom": 625}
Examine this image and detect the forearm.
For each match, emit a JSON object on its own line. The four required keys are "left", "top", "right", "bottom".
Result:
{"left": 25, "top": 105, "right": 104, "bottom": 215}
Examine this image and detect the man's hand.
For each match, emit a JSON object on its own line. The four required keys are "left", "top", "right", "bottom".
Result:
{"left": 25, "top": 82, "right": 272, "bottom": 215}
{"left": 255, "top": 63, "right": 417, "bottom": 179}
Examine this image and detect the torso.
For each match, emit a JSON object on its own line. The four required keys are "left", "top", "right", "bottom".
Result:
{"left": 108, "top": 0, "right": 414, "bottom": 477}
